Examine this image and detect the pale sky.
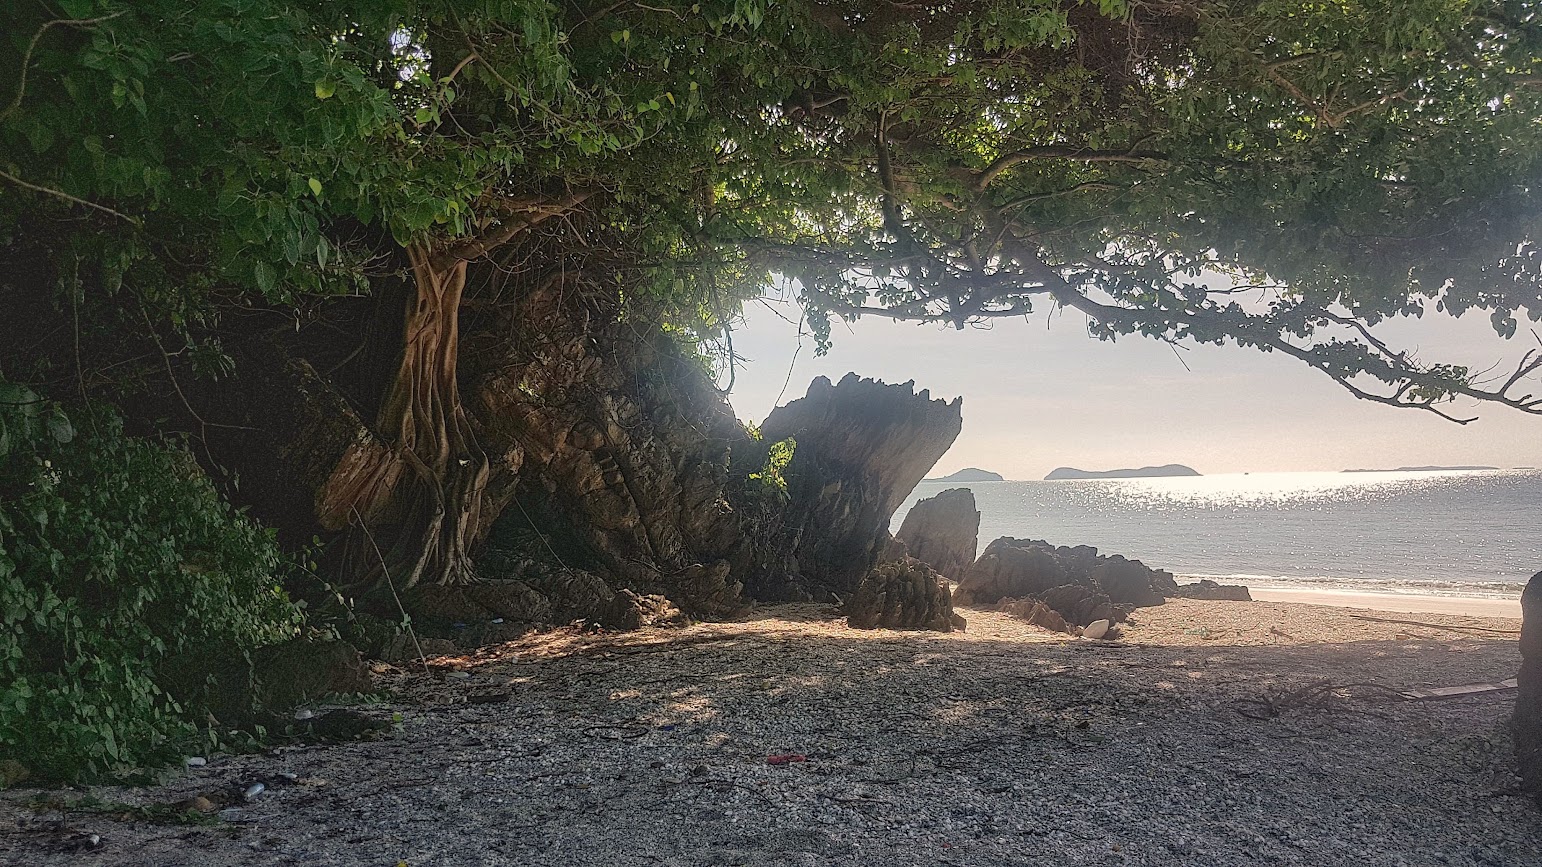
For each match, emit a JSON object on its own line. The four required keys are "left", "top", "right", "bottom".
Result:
{"left": 725, "top": 290, "right": 1542, "bottom": 480}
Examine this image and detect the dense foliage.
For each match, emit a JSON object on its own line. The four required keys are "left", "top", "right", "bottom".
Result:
{"left": 0, "top": 382, "right": 301, "bottom": 782}
{"left": 4, "top": 1, "right": 1540, "bottom": 417}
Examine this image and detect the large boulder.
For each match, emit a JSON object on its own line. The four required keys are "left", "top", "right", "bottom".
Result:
{"left": 846, "top": 558, "right": 962, "bottom": 632}
{"left": 895, "top": 488, "right": 981, "bottom": 580}
{"left": 1039, "top": 584, "right": 1117, "bottom": 627}
{"left": 956, "top": 537, "right": 1173, "bottom": 610}
{"left": 1515, "top": 571, "right": 1542, "bottom": 803}
{"left": 955, "top": 537, "right": 1068, "bottom": 604}
{"left": 751, "top": 374, "right": 963, "bottom": 598}
{"left": 1172, "top": 579, "right": 1253, "bottom": 601}
{"left": 997, "top": 597, "right": 1071, "bottom": 634}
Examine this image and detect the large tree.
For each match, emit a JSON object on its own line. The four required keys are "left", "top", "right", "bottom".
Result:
{"left": 4, "top": 0, "right": 1540, "bottom": 593}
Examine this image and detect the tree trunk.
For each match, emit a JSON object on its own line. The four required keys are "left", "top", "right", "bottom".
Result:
{"left": 337, "top": 244, "right": 489, "bottom": 591}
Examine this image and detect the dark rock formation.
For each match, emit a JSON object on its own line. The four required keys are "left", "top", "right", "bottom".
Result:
{"left": 956, "top": 538, "right": 1172, "bottom": 610}
{"left": 895, "top": 488, "right": 980, "bottom": 580}
{"left": 1172, "top": 579, "right": 1253, "bottom": 602}
{"left": 1039, "top": 584, "right": 1117, "bottom": 627}
{"left": 997, "top": 597, "right": 1071, "bottom": 633}
{"left": 845, "top": 558, "right": 961, "bottom": 632}
{"left": 1515, "top": 571, "right": 1542, "bottom": 803}
{"left": 752, "top": 373, "right": 963, "bottom": 598}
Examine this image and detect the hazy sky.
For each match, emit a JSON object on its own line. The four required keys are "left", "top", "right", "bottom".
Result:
{"left": 725, "top": 291, "right": 1542, "bottom": 480}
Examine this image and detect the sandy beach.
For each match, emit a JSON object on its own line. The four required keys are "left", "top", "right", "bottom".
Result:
{"left": 4, "top": 594, "right": 1537, "bottom": 866}
{"left": 1247, "top": 586, "right": 1523, "bottom": 619}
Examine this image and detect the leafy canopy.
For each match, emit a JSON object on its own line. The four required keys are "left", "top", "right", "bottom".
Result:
{"left": 3, "top": 1, "right": 1541, "bottom": 415}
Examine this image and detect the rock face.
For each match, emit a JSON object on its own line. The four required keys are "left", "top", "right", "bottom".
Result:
{"left": 895, "top": 488, "right": 980, "bottom": 580}
{"left": 845, "top": 558, "right": 961, "bottom": 632}
{"left": 751, "top": 373, "right": 963, "bottom": 598}
{"left": 997, "top": 598, "right": 1071, "bottom": 633}
{"left": 957, "top": 538, "right": 1175, "bottom": 609}
{"left": 1515, "top": 571, "right": 1542, "bottom": 803}
{"left": 1172, "top": 579, "right": 1253, "bottom": 602}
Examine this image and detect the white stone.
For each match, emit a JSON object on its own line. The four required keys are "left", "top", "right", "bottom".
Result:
{"left": 1083, "top": 619, "right": 1111, "bottom": 640}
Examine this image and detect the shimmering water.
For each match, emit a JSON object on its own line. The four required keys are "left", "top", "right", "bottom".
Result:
{"left": 893, "top": 470, "right": 1542, "bottom": 598}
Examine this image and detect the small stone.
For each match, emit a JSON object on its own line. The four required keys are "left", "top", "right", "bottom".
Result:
{"left": 243, "top": 783, "right": 266, "bottom": 801}
{"left": 447, "top": 670, "right": 472, "bottom": 680}
{"left": 294, "top": 708, "right": 315, "bottom": 721}
{"left": 1083, "top": 619, "right": 1111, "bottom": 640}
{"left": 179, "top": 796, "right": 219, "bottom": 814}
{"left": 185, "top": 756, "right": 207, "bottom": 767}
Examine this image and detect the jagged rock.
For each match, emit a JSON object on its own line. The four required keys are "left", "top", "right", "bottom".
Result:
{"left": 956, "top": 538, "right": 1173, "bottom": 612}
{"left": 997, "top": 597, "right": 1071, "bottom": 633}
{"left": 1515, "top": 571, "right": 1542, "bottom": 803}
{"left": 846, "top": 558, "right": 959, "bottom": 632}
{"left": 1093, "top": 555, "right": 1171, "bottom": 606}
{"left": 752, "top": 374, "right": 963, "bottom": 598}
{"left": 1039, "top": 584, "right": 1116, "bottom": 627}
{"left": 1172, "top": 579, "right": 1253, "bottom": 601}
{"left": 895, "top": 488, "right": 981, "bottom": 580}
{"left": 955, "top": 538, "right": 1067, "bottom": 604}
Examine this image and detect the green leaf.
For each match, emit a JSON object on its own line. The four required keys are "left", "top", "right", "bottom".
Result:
{"left": 314, "top": 79, "right": 336, "bottom": 100}
{"left": 46, "top": 410, "right": 74, "bottom": 445}
{"left": 253, "top": 261, "right": 277, "bottom": 295}
{"left": 307, "top": 177, "right": 323, "bottom": 197}
{"left": 414, "top": 106, "right": 434, "bottom": 125}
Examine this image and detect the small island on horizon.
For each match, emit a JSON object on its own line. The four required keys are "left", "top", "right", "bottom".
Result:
{"left": 925, "top": 467, "right": 1006, "bottom": 483}
{"left": 1342, "top": 465, "right": 1500, "bottom": 473}
{"left": 1044, "top": 464, "right": 1201, "bottom": 480}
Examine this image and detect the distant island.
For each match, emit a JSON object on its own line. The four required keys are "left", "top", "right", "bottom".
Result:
{"left": 1344, "top": 462, "right": 1498, "bottom": 468}
{"left": 1044, "top": 464, "right": 1201, "bottom": 480}
{"left": 925, "top": 467, "right": 1005, "bottom": 483}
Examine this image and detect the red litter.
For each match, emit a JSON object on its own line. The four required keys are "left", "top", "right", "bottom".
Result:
{"left": 766, "top": 754, "right": 807, "bottom": 766}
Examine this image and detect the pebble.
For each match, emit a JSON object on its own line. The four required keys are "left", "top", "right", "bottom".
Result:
{"left": 185, "top": 757, "right": 207, "bottom": 767}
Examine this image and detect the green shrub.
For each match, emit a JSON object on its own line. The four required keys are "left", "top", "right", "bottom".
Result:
{"left": 0, "top": 380, "right": 302, "bottom": 783}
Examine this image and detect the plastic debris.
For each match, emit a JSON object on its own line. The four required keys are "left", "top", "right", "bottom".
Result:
{"left": 294, "top": 708, "right": 315, "bottom": 721}
{"left": 490, "top": 618, "right": 505, "bottom": 624}
{"left": 243, "top": 782, "right": 265, "bottom": 801}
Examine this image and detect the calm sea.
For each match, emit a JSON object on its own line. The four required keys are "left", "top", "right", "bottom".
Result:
{"left": 894, "top": 470, "right": 1542, "bottom": 599}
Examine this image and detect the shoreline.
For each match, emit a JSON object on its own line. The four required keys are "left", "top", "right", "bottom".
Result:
{"left": 1245, "top": 585, "right": 1522, "bottom": 618}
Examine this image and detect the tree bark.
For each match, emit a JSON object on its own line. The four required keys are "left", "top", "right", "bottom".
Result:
{"left": 336, "top": 244, "right": 489, "bottom": 591}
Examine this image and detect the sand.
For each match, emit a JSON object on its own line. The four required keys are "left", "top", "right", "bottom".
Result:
{"left": 3, "top": 597, "right": 1538, "bottom": 866}
{"left": 1247, "top": 586, "right": 1523, "bottom": 618}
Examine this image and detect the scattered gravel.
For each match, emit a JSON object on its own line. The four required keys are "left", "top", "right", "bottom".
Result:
{"left": 4, "top": 601, "right": 1538, "bottom": 866}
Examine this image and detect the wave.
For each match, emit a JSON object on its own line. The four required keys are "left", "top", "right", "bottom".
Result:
{"left": 1180, "top": 572, "right": 1528, "bottom": 599}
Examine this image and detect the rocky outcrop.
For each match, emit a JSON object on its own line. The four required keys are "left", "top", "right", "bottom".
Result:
{"left": 1038, "top": 584, "right": 1119, "bottom": 627}
{"left": 750, "top": 374, "right": 963, "bottom": 599}
{"left": 997, "top": 597, "right": 1071, "bottom": 633}
{"left": 895, "top": 488, "right": 980, "bottom": 580}
{"left": 1515, "top": 571, "right": 1542, "bottom": 803}
{"left": 1172, "top": 579, "right": 1253, "bottom": 601}
{"left": 956, "top": 538, "right": 1172, "bottom": 618}
{"left": 957, "top": 538, "right": 1172, "bottom": 606}
{"left": 845, "top": 558, "right": 961, "bottom": 632}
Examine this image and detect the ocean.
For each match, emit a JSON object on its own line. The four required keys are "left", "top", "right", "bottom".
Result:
{"left": 893, "top": 470, "right": 1542, "bottom": 599}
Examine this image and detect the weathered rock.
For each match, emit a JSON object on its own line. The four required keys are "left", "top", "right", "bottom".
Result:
{"left": 955, "top": 538, "right": 1067, "bottom": 604}
{"left": 1514, "top": 570, "right": 1542, "bottom": 803}
{"left": 1039, "top": 584, "right": 1116, "bottom": 627}
{"left": 846, "top": 558, "right": 959, "bottom": 632}
{"left": 895, "top": 488, "right": 981, "bottom": 580}
{"left": 1083, "top": 619, "right": 1111, "bottom": 640}
{"left": 956, "top": 537, "right": 1173, "bottom": 611}
{"left": 997, "top": 597, "right": 1071, "bottom": 633}
{"left": 1092, "top": 555, "right": 1169, "bottom": 607}
{"left": 1172, "top": 579, "right": 1253, "bottom": 602}
{"left": 752, "top": 374, "right": 963, "bottom": 598}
